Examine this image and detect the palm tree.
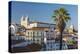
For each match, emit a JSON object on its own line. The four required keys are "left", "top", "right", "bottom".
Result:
{"left": 52, "top": 7, "right": 71, "bottom": 50}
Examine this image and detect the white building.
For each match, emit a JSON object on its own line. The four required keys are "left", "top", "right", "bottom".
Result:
{"left": 20, "top": 16, "right": 56, "bottom": 44}
{"left": 9, "top": 23, "right": 18, "bottom": 36}
{"left": 10, "top": 16, "right": 69, "bottom": 50}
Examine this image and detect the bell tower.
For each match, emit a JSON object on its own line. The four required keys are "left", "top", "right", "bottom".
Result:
{"left": 21, "top": 16, "right": 29, "bottom": 28}
{"left": 68, "top": 24, "right": 74, "bottom": 34}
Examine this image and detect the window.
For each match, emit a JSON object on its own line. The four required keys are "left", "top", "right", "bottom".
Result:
{"left": 31, "top": 39, "right": 33, "bottom": 41}
{"left": 23, "top": 17, "right": 26, "bottom": 21}
{"left": 39, "top": 32, "right": 42, "bottom": 36}
{"left": 29, "top": 32, "right": 32, "bottom": 37}
{"left": 41, "top": 32, "right": 43, "bottom": 36}
{"left": 31, "top": 32, "right": 33, "bottom": 36}
{"left": 31, "top": 32, "right": 32, "bottom": 36}
{"left": 37, "top": 39, "right": 39, "bottom": 42}
{"left": 28, "top": 32, "right": 29, "bottom": 36}
{"left": 33, "top": 32, "right": 35, "bottom": 41}
{"left": 33, "top": 32, "right": 35, "bottom": 36}
{"left": 37, "top": 32, "right": 38, "bottom": 36}
{"left": 35, "top": 32, "right": 37, "bottom": 36}
{"left": 56, "top": 44, "right": 58, "bottom": 47}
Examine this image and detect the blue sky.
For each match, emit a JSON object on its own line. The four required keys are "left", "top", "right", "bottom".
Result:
{"left": 10, "top": 1, "right": 78, "bottom": 30}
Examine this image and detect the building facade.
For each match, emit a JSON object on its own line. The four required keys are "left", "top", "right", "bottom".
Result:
{"left": 20, "top": 16, "right": 56, "bottom": 44}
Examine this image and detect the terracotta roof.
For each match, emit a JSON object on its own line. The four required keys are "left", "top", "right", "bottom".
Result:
{"left": 30, "top": 21, "right": 55, "bottom": 25}
{"left": 26, "top": 27, "right": 49, "bottom": 30}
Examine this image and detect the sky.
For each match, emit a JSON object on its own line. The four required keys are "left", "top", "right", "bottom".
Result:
{"left": 10, "top": 1, "right": 78, "bottom": 30}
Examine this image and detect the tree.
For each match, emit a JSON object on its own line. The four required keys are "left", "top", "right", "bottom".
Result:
{"left": 52, "top": 7, "right": 71, "bottom": 50}
{"left": 67, "top": 40, "right": 76, "bottom": 45}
